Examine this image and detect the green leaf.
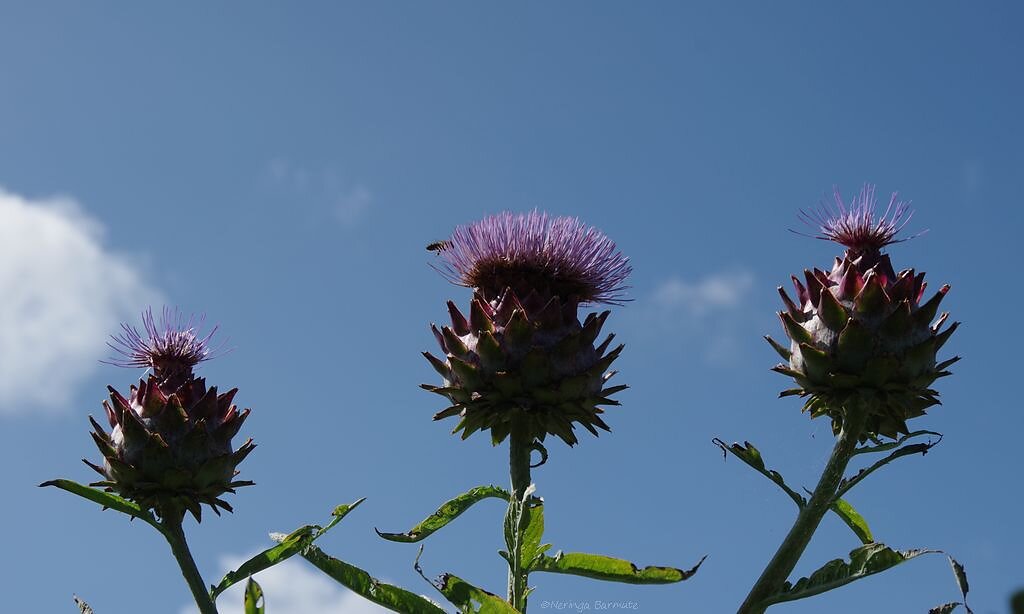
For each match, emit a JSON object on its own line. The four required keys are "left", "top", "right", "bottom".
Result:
{"left": 713, "top": 439, "right": 806, "bottom": 508}
{"left": 377, "top": 485, "right": 510, "bottom": 543}
{"left": 211, "top": 499, "right": 365, "bottom": 599}
{"left": 838, "top": 433, "right": 943, "bottom": 498}
{"left": 529, "top": 551, "right": 705, "bottom": 585}
{"left": 211, "top": 525, "right": 319, "bottom": 598}
{"left": 852, "top": 430, "right": 942, "bottom": 456}
{"left": 829, "top": 498, "right": 873, "bottom": 544}
{"left": 520, "top": 500, "right": 550, "bottom": 567}
{"left": 300, "top": 543, "right": 447, "bottom": 614}
{"left": 934, "top": 556, "right": 974, "bottom": 614}
{"left": 429, "top": 572, "right": 518, "bottom": 614}
{"left": 244, "top": 577, "right": 265, "bottom": 614}
{"left": 40, "top": 479, "right": 160, "bottom": 530}
{"left": 761, "top": 543, "right": 937, "bottom": 606}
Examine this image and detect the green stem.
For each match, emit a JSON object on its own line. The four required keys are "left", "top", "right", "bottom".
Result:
{"left": 506, "top": 420, "right": 533, "bottom": 612}
{"left": 737, "top": 407, "right": 867, "bottom": 614}
{"left": 161, "top": 514, "right": 218, "bottom": 614}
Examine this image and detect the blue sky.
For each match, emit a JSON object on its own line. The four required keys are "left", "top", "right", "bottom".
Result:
{"left": 1, "top": 3, "right": 1021, "bottom": 613}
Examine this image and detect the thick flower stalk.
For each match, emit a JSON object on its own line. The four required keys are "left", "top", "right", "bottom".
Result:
{"left": 424, "top": 211, "right": 631, "bottom": 447}
{"left": 740, "top": 186, "right": 959, "bottom": 613}
{"left": 87, "top": 307, "right": 254, "bottom": 522}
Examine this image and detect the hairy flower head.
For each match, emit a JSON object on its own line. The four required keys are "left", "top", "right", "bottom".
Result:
{"left": 799, "top": 184, "right": 918, "bottom": 259}
{"left": 434, "top": 211, "right": 631, "bottom": 305}
{"left": 106, "top": 306, "right": 221, "bottom": 388}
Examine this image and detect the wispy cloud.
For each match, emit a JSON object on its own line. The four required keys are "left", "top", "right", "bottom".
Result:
{"left": 0, "top": 187, "right": 160, "bottom": 415}
{"left": 266, "top": 158, "right": 372, "bottom": 227}
{"left": 642, "top": 270, "right": 755, "bottom": 365}
{"left": 181, "top": 553, "right": 395, "bottom": 614}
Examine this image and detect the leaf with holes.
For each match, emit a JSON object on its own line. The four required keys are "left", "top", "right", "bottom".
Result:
{"left": 530, "top": 551, "right": 704, "bottom": 585}
{"left": 377, "top": 485, "right": 509, "bottom": 543}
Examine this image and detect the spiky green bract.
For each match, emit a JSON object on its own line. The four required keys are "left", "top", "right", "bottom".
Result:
{"left": 86, "top": 375, "right": 255, "bottom": 521}
{"left": 423, "top": 287, "right": 625, "bottom": 446}
{"left": 768, "top": 250, "right": 959, "bottom": 441}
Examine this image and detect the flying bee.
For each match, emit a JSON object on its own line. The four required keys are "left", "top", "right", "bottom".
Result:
{"left": 426, "top": 240, "right": 453, "bottom": 253}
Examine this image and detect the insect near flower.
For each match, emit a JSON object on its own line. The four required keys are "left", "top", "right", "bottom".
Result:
{"left": 426, "top": 240, "right": 452, "bottom": 252}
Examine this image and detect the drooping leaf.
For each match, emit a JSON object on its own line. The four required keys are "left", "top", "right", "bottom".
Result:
{"left": 211, "top": 499, "right": 365, "bottom": 599}
{"left": 852, "top": 430, "right": 942, "bottom": 455}
{"left": 530, "top": 551, "right": 705, "bottom": 585}
{"left": 414, "top": 546, "right": 516, "bottom": 613}
{"left": 40, "top": 479, "right": 160, "bottom": 530}
{"left": 244, "top": 577, "right": 264, "bottom": 614}
{"left": 760, "top": 543, "right": 936, "bottom": 606}
{"left": 931, "top": 556, "right": 974, "bottom": 614}
{"left": 377, "top": 485, "right": 509, "bottom": 543}
{"left": 838, "top": 433, "right": 943, "bottom": 498}
{"left": 829, "top": 498, "right": 873, "bottom": 544}
{"left": 713, "top": 439, "right": 806, "bottom": 508}
{"left": 299, "top": 543, "right": 447, "bottom": 614}
{"left": 73, "top": 595, "right": 94, "bottom": 614}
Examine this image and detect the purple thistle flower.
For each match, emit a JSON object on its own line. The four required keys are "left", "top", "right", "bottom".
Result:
{"left": 798, "top": 184, "right": 921, "bottom": 256}
{"left": 106, "top": 306, "right": 222, "bottom": 387}
{"left": 434, "top": 211, "right": 631, "bottom": 305}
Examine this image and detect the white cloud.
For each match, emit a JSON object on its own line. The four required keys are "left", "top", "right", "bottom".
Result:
{"left": 266, "top": 159, "right": 372, "bottom": 227}
{"left": 652, "top": 271, "right": 754, "bottom": 316}
{"left": 0, "top": 188, "right": 160, "bottom": 414}
{"left": 182, "top": 554, "right": 391, "bottom": 614}
{"left": 644, "top": 270, "right": 755, "bottom": 364}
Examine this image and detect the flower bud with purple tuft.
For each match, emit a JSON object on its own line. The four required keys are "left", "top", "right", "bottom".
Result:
{"left": 424, "top": 211, "right": 631, "bottom": 446}
{"left": 87, "top": 307, "right": 254, "bottom": 521}
{"left": 767, "top": 186, "right": 959, "bottom": 440}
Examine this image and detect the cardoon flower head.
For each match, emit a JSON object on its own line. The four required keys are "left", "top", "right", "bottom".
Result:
{"left": 424, "top": 212, "right": 630, "bottom": 446}
{"left": 88, "top": 307, "right": 253, "bottom": 521}
{"left": 768, "top": 187, "right": 958, "bottom": 440}
{"left": 106, "top": 306, "right": 222, "bottom": 392}
{"left": 798, "top": 184, "right": 919, "bottom": 267}
{"left": 436, "top": 210, "right": 631, "bottom": 307}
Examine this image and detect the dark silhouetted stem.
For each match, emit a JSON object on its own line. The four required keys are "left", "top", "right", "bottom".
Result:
{"left": 506, "top": 420, "right": 532, "bottom": 612}
{"left": 161, "top": 514, "right": 218, "bottom": 614}
{"left": 738, "top": 407, "right": 867, "bottom": 613}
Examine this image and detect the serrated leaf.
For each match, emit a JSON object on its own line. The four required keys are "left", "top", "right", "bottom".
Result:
{"left": 300, "top": 544, "right": 448, "bottom": 613}
{"left": 377, "top": 485, "right": 509, "bottom": 543}
{"left": 244, "top": 577, "right": 264, "bottom": 614}
{"left": 40, "top": 479, "right": 160, "bottom": 530}
{"left": 929, "top": 603, "right": 960, "bottom": 614}
{"left": 430, "top": 572, "right": 519, "bottom": 614}
{"left": 830, "top": 498, "right": 873, "bottom": 544}
{"left": 529, "top": 551, "right": 704, "bottom": 585}
{"left": 211, "top": 525, "right": 319, "bottom": 598}
{"left": 714, "top": 439, "right": 806, "bottom": 508}
{"left": 761, "top": 543, "right": 936, "bottom": 606}
{"left": 838, "top": 433, "right": 943, "bottom": 498}
{"left": 852, "top": 430, "right": 942, "bottom": 456}
{"left": 211, "top": 499, "right": 365, "bottom": 599}
{"left": 944, "top": 556, "right": 974, "bottom": 614}
{"left": 520, "top": 501, "right": 548, "bottom": 567}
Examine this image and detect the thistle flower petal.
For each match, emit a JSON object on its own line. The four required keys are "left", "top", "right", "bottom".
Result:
{"left": 433, "top": 210, "right": 631, "bottom": 305}
{"left": 798, "top": 184, "right": 922, "bottom": 257}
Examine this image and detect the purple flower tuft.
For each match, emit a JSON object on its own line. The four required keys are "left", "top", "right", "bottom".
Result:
{"left": 798, "top": 184, "right": 921, "bottom": 255}
{"left": 106, "top": 307, "right": 222, "bottom": 385}
{"left": 434, "top": 211, "right": 631, "bottom": 305}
